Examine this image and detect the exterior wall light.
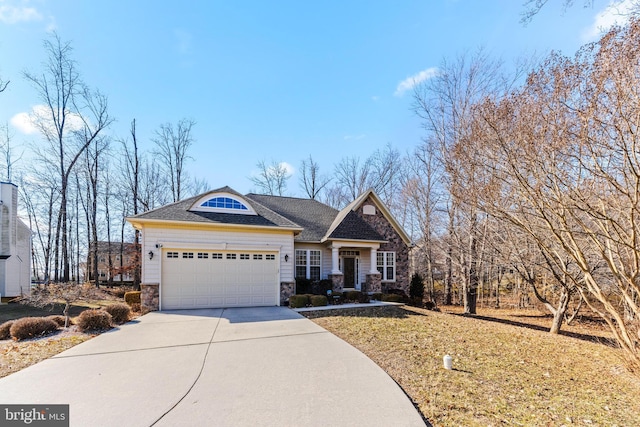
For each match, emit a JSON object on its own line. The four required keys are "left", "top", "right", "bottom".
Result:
{"left": 148, "top": 251, "right": 154, "bottom": 260}
{"left": 284, "top": 254, "right": 289, "bottom": 262}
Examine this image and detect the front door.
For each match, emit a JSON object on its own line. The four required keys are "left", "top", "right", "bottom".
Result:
{"left": 343, "top": 257, "right": 355, "bottom": 289}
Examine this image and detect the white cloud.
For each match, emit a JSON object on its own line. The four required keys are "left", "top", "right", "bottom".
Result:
{"left": 11, "top": 105, "right": 85, "bottom": 135}
{"left": 0, "top": 1, "right": 43, "bottom": 24}
{"left": 394, "top": 67, "right": 439, "bottom": 97}
{"left": 371, "top": 95, "right": 379, "bottom": 101}
{"left": 582, "top": 0, "right": 636, "bottom": 41}
{"left": 278, "top": 162, "right": 295, "bottom": 176}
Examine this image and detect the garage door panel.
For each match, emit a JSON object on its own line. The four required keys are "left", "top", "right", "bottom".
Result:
{"left": 161, "top": 250, "right": 279, "bottom": 309}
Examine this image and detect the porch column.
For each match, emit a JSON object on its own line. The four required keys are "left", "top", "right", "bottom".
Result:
{"left": 370, "top": 248, "right": 378, "bottom": 273}
{"left": 331, "top": 246, "right": 341, "bottom": 274}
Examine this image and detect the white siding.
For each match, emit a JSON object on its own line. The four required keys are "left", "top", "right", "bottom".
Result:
{"left": 140, "top": 224, "right": 295, "bottom": 284}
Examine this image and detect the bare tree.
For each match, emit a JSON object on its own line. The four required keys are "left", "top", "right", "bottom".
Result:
{"left": 24, "top": 33, "right": 112, "bottom": 282}
{"left": 0, "top": 124, "right": 21, "bottom": 181}
{"left": 250, "top": 160, "right": 291, "bottom": 196}
{"left": 456, "top": 20, "right": 640, "bottom": 362}
{"left": 299, "top": 155, "right": 330, "bottom": 199}
{"left": 412, "top": 48, "right": 512, "bottom": 314}
{"left": 119, "top": 119, "right": 141, "bottom": 287}
{"left": 152, "top": 118, "right": 195, "bottom": 202}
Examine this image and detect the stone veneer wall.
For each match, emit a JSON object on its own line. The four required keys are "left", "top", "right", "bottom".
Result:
{"left": 328, "top": 274, "right": 344, "bottom": 292}
{"left": 356, "top": 196, "right": 410, "bottom": 294}
{"left": 364, "top": 273, "right": 382, "bottom": 293}
{"left": 141, "top": 283, "right": 159, "bottom": 311}
{"left": 280, "top": 282, "right": 295, "bottom": 306}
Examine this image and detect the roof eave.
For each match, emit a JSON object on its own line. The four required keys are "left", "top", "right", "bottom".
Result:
{"left": 126, "top": 217, "right": 303, "bottom": 233}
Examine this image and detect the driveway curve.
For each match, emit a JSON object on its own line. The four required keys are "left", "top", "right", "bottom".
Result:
{"left": 0, "top": 307, "right": 426, "bottom": 427}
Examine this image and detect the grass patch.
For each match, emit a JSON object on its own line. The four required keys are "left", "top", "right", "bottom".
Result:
{"left": 0, "top": 334, "right": 91, "bottom": 378}
{"left": 305, "top": 305, "right": 640, "bottom": 426}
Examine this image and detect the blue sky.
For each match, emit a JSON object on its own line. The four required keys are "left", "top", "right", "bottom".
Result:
{"left": 0, "top": 0, "right": 632, "bottom": 196}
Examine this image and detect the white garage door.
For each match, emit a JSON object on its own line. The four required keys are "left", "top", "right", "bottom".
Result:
{"left": 161, "top": 250, "right": 279, "bottom": 309}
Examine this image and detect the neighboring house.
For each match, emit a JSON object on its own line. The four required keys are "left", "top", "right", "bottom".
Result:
{"left": 0, "top": 182, "right": 31, "bottom": 298}
{"left": 86, "top": 241, "right": 139, "bottom": 284}
{"left": 126, "top": 186, "right": 411, "bottom": 311}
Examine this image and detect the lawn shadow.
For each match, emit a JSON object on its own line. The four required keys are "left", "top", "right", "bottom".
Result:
{"left": 453, "top": 313, "right": 617, "bottom": 347}
{"left": 300, "top": 305, "right": 422, "bottom": 320}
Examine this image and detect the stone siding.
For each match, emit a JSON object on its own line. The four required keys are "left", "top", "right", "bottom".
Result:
{"left": 356, "top": 196, "right": 410, "bottom": 295}
{"left": 364, "top": 273, "right": 382, "bottom": 293}
{"left": 328, "top": 274, "right": 344, "bottom": 292}
{"left": 280, "top": 281, "right": 295, "bottom": 306}
{"left": 141, "top": 283, "right": 159, "bottom": 311}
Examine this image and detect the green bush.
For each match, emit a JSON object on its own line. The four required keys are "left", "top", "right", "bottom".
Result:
{"left": 371, "top": 293, "right": 383, "bottom": 301}
{"left": 409, "top": 296, "right": 423, "bottom": 307}
{"left": 76, "top": 309, "right": 113, "bottom": 332}
{"left": 295, "top": 278, "right": 312, "bottom": 295}
{"left": 103, "top": 303, "right": 131, "bottom": 324}
{"left": 381, "top": 294, "right": 404, "bottom": 303}
{"left": 10, "top": 317, "right": 59, "bottom": 341}
{"left": 0, "top": 320, "right": 15, "bottom": 340}
{"left": 289, "top": 294, "right": 310, "bottom": 308}
{"left": 46, "top": 315, "right": 70, "bottom": 327}
{"left": 345, "top": 290, "right": 362, "bottom": 302}
{"left": 313, "top": 279, "right": 333, "bottom": 295}
{"left": 410, "top": 273, "right": 425, "bottom": 300}
{"left": 310, "top": 295, "right": 328, "bottom": 307}
{"left": 357, "top": 292, "right": 371, "bottom": 303}
{"left": 124, "top": 291, "right": 141, "bottom": 306}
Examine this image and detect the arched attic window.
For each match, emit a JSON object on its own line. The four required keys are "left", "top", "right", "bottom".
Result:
{"left": 190, "top": 192, "right": 257, "bottom": 215}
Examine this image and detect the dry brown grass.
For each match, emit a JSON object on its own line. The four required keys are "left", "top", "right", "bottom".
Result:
{"left": 305, "top": 305, "right": 640, "bottom": 426}
{"left": 0, "top": 331, "right": 91, "bottom": 378}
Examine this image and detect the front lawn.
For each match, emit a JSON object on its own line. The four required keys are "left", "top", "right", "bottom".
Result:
{"left": 304, "top": 305, "right": 640, "bottom": 426}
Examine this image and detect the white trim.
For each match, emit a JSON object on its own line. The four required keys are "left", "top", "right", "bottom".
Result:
{"left": 190, "top": 191, "right": 257, "bottom": 215}
{"left": 155, "top": 240, "right": 282, "bottom": 252}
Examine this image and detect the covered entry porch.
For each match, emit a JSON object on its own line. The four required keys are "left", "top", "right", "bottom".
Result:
{"left": 326, "top": 241, "right": 383, "bottom": 293}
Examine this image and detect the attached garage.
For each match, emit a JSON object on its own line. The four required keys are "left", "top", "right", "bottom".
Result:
{"left": 160, "top": 249, "right": 279, "bottom": 309}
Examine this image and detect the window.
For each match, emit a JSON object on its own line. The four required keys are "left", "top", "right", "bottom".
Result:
{"left": 240, "top": 254, "right": 250, "bottom": 260}
{"left": 211, "top": 253, "right": 223, "bottom": 259}
{"left": 167, "top": 252, "right": 179, "bottom": 258}
{"left": 265, "top": 254, "right": 275, "bottom": 260}
{"left": 197, "top": 252, "right": 208, "bottom": 259}
{"left": 377, "top": 251, "right": 396, "bottom": 281}
{"left": 226, "top": 253, "right": 237, "bottom": 260}
{"left": 253, "top": 254, "right": 263, "bottom": 260}
{"left": 182, "top": 252, "right": 194, "bottom": 259}
{"left": 295, "top": 249, "right": 321, "bottom": 281}
{"left": 200, "top": 196, "right": 249, "bottom": 211}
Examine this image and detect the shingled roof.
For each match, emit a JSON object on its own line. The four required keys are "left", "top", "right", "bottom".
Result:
{"left": 245, "top": 193, "right": 384, "bottom": 243}
{"left": 129, "top": 186, "right": 388, "bottom": 243}
{"left": 129, "top": 186, "right": 301, "bottom": 230}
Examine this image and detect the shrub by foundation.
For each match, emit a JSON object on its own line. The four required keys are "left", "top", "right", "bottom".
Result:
{"left": 345, "top": 290, "right": 361, "bottom": 302}
{"left": 9, "top": 317, "right": 59, "bottom": 341}
{"left": 381, "top": 294, "right": 403, "bottom": 303}
{"left": 371, "top": 293, "right": 383, "bottom": 301}
{"left": 289, "top": 294, "right": 309, "bottom": 308}
{"left": 0, "top": 320, "right": 15, "bottom": 340}
{"left": 77, "top": 309, "right": 113, "bottom": 332}
{"left": 124, "top": 291, "right": 141, "bottom": 306}
{"left": 46, "top": 315, "right": 70, "bottom": 327}
{"left": 310, "top": 295, "right": 328, "bottom": 307}
{"left": 129, "top": 302, "right": 141, "bottom": 313}
{"left": 103, "top": 303, "right": 131, "bottom": 324}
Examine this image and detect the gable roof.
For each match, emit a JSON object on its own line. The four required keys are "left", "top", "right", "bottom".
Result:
{"left": 128, "top": 186, "right": 302, "bottom": 231}
{"left": 324, "top": 189, "right": 411, "bottom": 245}
{"left": 128, "top": 186, "right": 407, "bottom": 245}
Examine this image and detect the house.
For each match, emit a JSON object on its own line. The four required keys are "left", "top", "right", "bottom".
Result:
{"left": 85, "top": 241, "right": 139, "bottom": 284}
{"left": 126, "top": 186, "right": 411, "bottom": 311}
{"left": 0, "top": 182, "right": 31, "bottom": 298}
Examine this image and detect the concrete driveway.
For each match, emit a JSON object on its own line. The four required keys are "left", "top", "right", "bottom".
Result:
{"left": 0, "top": 307, "right": 426, "bottom": 426}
